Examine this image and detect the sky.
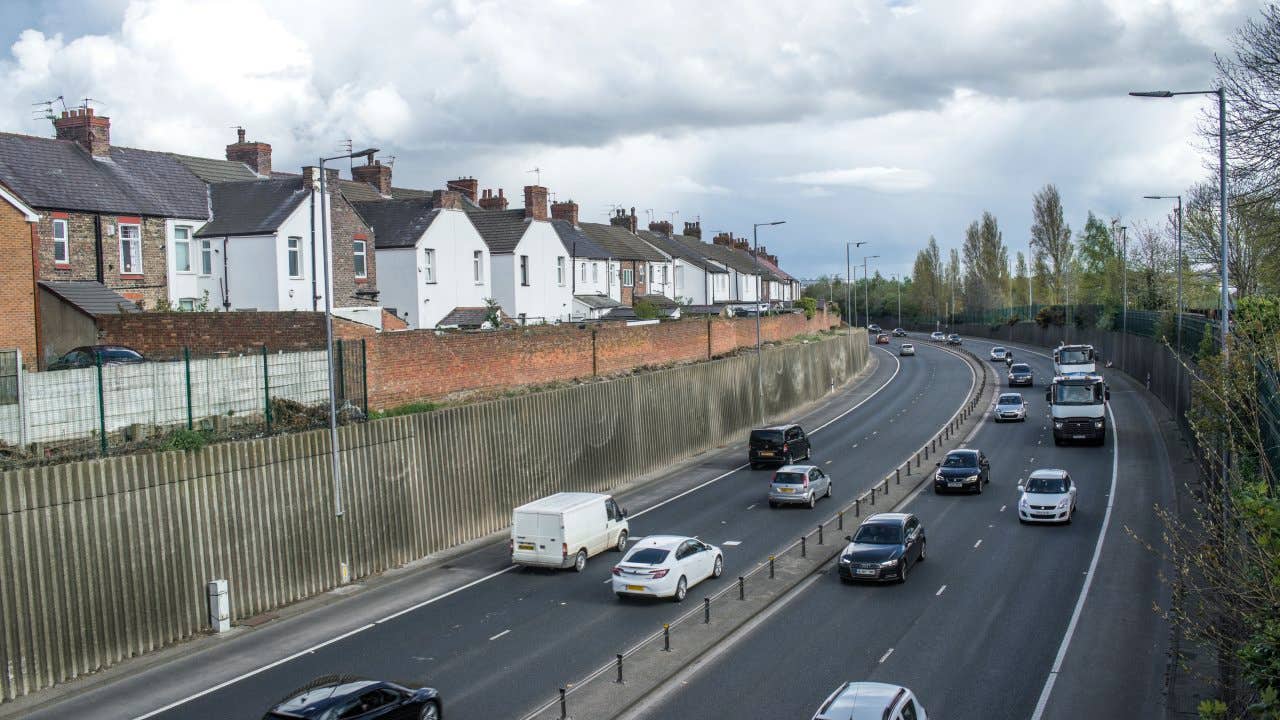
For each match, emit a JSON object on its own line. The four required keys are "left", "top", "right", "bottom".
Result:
{"left": 0, "top": 0, "right": 1262, "bottom": 281}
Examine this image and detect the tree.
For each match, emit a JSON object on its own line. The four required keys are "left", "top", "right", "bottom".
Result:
{"left": 1012, "top": 251, "right": 1029, "bottom": 309}
{"left": 1030, "top": 184, "right": 1074, "bottom": 304}
{"left": 1130, "top": 222, "right": 1173, "bottom": 310}
{"left": 1075, "top": 212, "right": 1119, "bottom": 307}
{"left": 945, "top": 248, "right": 962, "bottom": 320}
{"left": 1184, "top": 181, "right": 1280, "bottom": 301}
{"left": 909, "top": 237, "right": 944, "bottom": 322}
{"left": 1213, "top": 6, "right": 1280, "bottom": 201}
{"left": 961, "top": 212, "right": 1009, "bottom": 314}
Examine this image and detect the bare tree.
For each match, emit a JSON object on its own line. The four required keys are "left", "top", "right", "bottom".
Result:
{"left": 1030, "top": 184, "right": 1074, "bottom": 304}
{"left": 1184, "top": 181, "right": 1280, "bottom": 299}
{"left": 1212, "top": 5, "right": 1280, "bottom": 201}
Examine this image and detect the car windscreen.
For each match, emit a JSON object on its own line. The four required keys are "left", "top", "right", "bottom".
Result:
{"left": 853, "top": 524, "right": 902, "bottom": 544}
{"left": 773, "top": 472, "right": 806, "bottom": 485}
{"left": 750, "top": 430, "right": 783, "bottom": 445}
{"left": 993, "top": 347, "right": 1006, "bottom": 353}
{"left": 902, "top": 344, "right": 913, "bottom": 349}
{"left": 103, "top": 348, "right": 142, "bottom": 361}
{"left": 626, "top": 548, "right": 670, "bottom": 565}
{"left": 941, "top": 453, "right": 977, "bottom": 468}
{"left": 1026, "top": 477, "right": 1067, "bottom": 494}
{"left": 1010, "top": 364, "right": 1031, "bottom": 373}
{"left": 998, "top": 395, "right": 1022, "bottom": 405}
{"left": 1058, "top": 349, "right": 1091, "bottom": 364}
{"left": 1054, "top": 384, "right": 1100, "bottom": 405}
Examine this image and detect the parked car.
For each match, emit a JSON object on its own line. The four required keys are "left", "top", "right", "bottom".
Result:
{"left": 262, "top": 677, "right": 442, "bottom": 720}
{"left": 929, "top": 331, "right": 946, "bottom": 342}
{"left": 612, "top": 535, "right": 723, "bottom": 602}
{"left": 876, "top": 333, "right": 891, "bottom": 344}
{"left": 989, "top": 346, "right": 1009, "bottom": 361}
{"left": 892, "top": 328, "right": 907, "bottom": 337}
{"left": 749, "top": 424, "right": 811, "bottom": 468}
{"left": 48, "top": 345, "right": 145, "bottom": 371}
{"left": 994, "top": 392, "right": 1027, "bottom": 423}
{"left": 933, "top": 448, "right": 990, "bottom": 493}
{"left": 511, "top": 492, "right": 629, "bottom": 572}
{"left": 868, "top": 324, "right": 882, "bottom": 334}
{"left": 768, "top": 465, "right": 833, "bottom": 509}
{"left": 812, "top": 682, "right": 928, "bottom": 720}
{"left": 899, "top": 343, "right": 915, "bottom": 356}
{"left": 837, "top": 513, "right": 925, "bottom": 584}
{"left": 1008, "top": 362, "right": 1034, "bottom": 386}
{"left": 1018, "top": 469, "right": 1078, "bottom": 524}
{"left": 946, "top": 333, "right": 962, "bottom": 345}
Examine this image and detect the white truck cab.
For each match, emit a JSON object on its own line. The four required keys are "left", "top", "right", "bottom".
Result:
{"left": 1046, "top": 373, "right": 1109, "bottom": 446}
{"left": 511, "top": 492, "right": 629, "bottom": 572}
{"left": 1053, "top": 343, "right": 1097, "bottom": 376}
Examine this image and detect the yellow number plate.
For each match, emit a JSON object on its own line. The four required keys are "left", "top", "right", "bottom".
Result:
{"left": 626, "top": 585, "right": 645, "bottom": 592}
{"left": 780, "top": 488, "right": 794, "bottom": 493}
{"left": 518, "top": 543, "right": 535, "bottom": 550}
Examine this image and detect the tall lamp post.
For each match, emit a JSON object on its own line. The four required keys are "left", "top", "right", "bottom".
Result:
{"left": 314, "top": 147, "right": 378, "bottom": 517}
{"left": 891, "top": 273, "right": 902, "bottom": 328}
{"left": 754, "top": 220, "right": 785, "bottom": 422}
{"left": 862, "top": 255, "right": 879, "bottom": 328}
{"left": 1144, "top": 194, "right": 1184, "bottom": 414}
{"left": 847, "top": 241, "right": 867, "bottom": 327}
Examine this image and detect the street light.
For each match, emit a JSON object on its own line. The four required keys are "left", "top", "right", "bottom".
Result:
{"left": 754, "top": 220, "right": 785, "bottom": 422}
{"left": 314, "top": 147, "right": 378, "bottom": 517}
{"left": 1144, "top": 194, "right": 1184, "bottom": 415}
{"left": 846, "top": 242, "right": 867, "bottom": 328}
{"left": 862, "top": 255, "right": 879, "bottom": 328}
{"left": 891, "top": 273, "right": 902, "bottom": 328}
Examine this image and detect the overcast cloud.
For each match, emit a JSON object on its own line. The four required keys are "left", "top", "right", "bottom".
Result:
{"left": 0, "top": 0, "right": 1263, "bottom": 280}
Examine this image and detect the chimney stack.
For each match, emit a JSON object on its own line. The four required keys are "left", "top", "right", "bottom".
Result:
{"left": 54, "top": 108, "right": 111, "bottom": 157}
{"left": 431, "top": 189, "right": 463, "bottom": 210}
{"left": 648, "top": 220, "right": 673, "bottom": 235}
{"left": 551, "top": 198, "right": 580, "bottom": 226}
{"left": 302, "top": 166, "right": 340, "bottom": 188}
{"left": 683, "top": 220, "right": 701, "bottom": 239}
{"left": 524, "top": 185, "right": 549, "bottom": 221}
{"left": 479, "top": 188, "right": 509, "bottom": 210}
{"left": 225, "top": 127, "right": 273, "bottom": 176}
{"left": 352, "top": 155, "right": 393, "bottom": 196}
{"left": 610, "top": 207, "right": 638, "bottom": 234}
{"left": 712, "top": 232, "right": 735, "bottom": 247}
{"left": 448, "top": 177, "right": 479, "bottom": 203}
{"left": 733, "top": 237, "right": 751, "bottom": 252}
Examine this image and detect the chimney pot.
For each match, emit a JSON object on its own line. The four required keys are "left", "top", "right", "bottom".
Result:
{"left": 551, "top": 198, "right": 580, "bottom": 226}
{"left": 237, "top": 127, "right": 246, "bottom": 143}
{"left": 225, "top": 128, "right": 272, "bottom": 176}
{"left": 53, "top": 107, "right": 111, "bottom": 157}
{"left": 524, "top": 185, "right": 549, "bottom": 221}
{"left": 479, "top": 187, "right": 510, "bottom": 210}
{"left": 449, "top": 177, "right": 479, "bottom": 202}
{"left": 352, "top": 153, "right": 392, "bottom": 195}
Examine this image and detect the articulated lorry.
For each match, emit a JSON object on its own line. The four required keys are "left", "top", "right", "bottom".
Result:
{"left": 1046, "top": 373, "right": 1109, "bottom": 446}
{"left": 1053, "top": 344, "right": 1097, "bottom": 376}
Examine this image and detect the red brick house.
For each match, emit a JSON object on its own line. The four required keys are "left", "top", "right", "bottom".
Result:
{"left": 0, "top": 183, "right": 39, "bottom": 368}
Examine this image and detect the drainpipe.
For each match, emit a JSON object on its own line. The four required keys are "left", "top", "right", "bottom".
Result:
{"left": 221, "top": 237, "right": 231, "bottom": 310}
{"left": 93, "top": 214, "right": 104, "bottom": 283}
{"left": 309, "top": 185, "right": 319, "bottom": 311}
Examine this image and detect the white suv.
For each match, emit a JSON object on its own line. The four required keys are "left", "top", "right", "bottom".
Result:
{"left": 813, "top": 682, "right": 927, "bottom": 720}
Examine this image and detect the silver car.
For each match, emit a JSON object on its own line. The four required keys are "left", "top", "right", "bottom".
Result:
{"left": 813, "top": 682, "right": 929, "bottom": 720}
{"left": 899, "top": 343, "right": 915, "bottom": 356}
{"left": 994, "top": 392, "right": 1027, "bottom": 422}
{"left": 768, "top": 465, "right": 832, "bottom": 509}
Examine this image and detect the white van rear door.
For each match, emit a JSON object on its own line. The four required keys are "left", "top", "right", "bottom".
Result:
{"left": 514, "top": 511, "right": 563, "bottom": 563}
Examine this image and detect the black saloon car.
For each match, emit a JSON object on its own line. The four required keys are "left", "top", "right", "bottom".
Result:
{"left": 48, "top": 345, "right": 145, "bottom": 370}
{"left": 749, "top": 424, "right": 811, "bottom": 468}
{"left": 1007, "top": 362, "right": 1034, "bottom": 386}
{"left": 263, "top": 677, "right": 442, "bottom": 720}
{"left": 933, "top": 448, "right": 990, "bottom": 494}
{"left": 838, "top": 513, "right": 925, "bottom": 584}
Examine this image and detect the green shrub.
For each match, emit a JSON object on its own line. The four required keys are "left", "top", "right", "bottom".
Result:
{"left": 800, "top": 297, "right": 817, "bottom": 320}
{"left": 164, "top": 429, "right": 209, "bottom": 452}
{"left": 634, "top": 299, "right": 661, "bottom": 320}
{"left": 371, "top": 401, "right": 440, "bottom": 419}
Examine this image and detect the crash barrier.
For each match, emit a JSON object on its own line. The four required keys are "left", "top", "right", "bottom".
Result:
{"left": 523, "top": 345, "right": 994, "bottom": 720}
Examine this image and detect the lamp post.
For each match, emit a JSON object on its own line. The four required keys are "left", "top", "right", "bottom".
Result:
{"left": 847, "top": 241, "right": 867, "bottom": 327}
{"left": 891, "top": 273, "right": 901, "bottom": 328}
{"left": 862, "top": 255, "right": 879, "bottom": 328}
{"left": 1144, "top": 194, "right": 1184, "bottom": 414}
{"left": 754, "top": 221, "right": 785, "bottom": 422}
{"left": 314, "top": 147, "right": 378, "bottom": 517}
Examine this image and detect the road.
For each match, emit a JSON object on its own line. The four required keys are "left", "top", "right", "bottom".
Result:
{"left": 15, "top": 338, "right": 978, "bottom": 720}
{"left": 628, "top": 336, "right": 1174, "bottom": 720}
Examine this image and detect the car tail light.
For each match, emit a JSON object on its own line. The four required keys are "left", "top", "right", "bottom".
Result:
{"left": 651, "top": 569, "right": 669, "bottom": 579}
{"left": 562, "top": 543, "right": 568, "bottom": 558}
{"left": 782, "top": 443, "right": 789, "bottom": 453}
{"left": 508, "top": 540, "right": 513, "bottom": 553}
{"left": 612, "top": 566, "right": 621, "bottom": 576}
{"left": 803, "top": 476, "right": 809, "bottom": 487}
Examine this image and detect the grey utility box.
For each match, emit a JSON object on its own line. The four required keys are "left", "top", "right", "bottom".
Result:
{"left": 207, "top": 579, "right": 230, "bottom": 633}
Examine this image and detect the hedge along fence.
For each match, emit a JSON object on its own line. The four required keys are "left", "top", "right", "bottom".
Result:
{"left": 0, "top": 329, "right": 867, "bottom": 703}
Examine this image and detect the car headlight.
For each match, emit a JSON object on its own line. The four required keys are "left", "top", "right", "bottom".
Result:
{"left": 1093, "top": 419, "right": 1103, "bottom": 428}
{"left": 1054, "top": 421, "right": 1064, "bottom": 429}
{"left": 840, "top": 555, "right": 852, "bottom": 565}
{"left": 1056, "top": 497, "right": 1071, "bottom": 508}
{"left": 965, "top": 474, "right": 980, "bottom": 483}
{"left": 879, "top": 559, "right": 900, "bottom": 568}
{"left": 1019, "top": 496, "right": 1029, "bottom": 508}
{"left": 935, "top": 472, "right": 944, "bottom": 481}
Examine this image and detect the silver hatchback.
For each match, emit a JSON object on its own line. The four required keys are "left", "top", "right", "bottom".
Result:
{"left": 768, "top": 465, "right": 832, "bottom": 509}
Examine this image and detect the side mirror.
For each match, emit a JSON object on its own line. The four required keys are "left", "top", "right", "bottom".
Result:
{"left": 1105, "top": 389, "right": 1111, "bottom": 401}
{"left": 1045, "top": 390, "right": 1052, "bottom": 402}
{"left": 934, "top": 461, "right": 941, "bottom": 467}
{"left": 1016, "top": 484, "right": 1025, "bottom": 492}
{"left": 620, "top": 508, "right": 629, "bottom": 518}
{"left": 844, "top": 535, "right": 854, "bottom": 543}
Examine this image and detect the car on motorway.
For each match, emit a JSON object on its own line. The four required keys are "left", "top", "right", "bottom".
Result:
{"left": 812, "top": 681, "right": 929, "bottom": 720}
{"left": 868, "top": 323, "right": 883, "bottom": 334}
{"left": 1018, "top": 469, "right": 1078, "bottom": 524}
{"left": 48, "top": 344, "right": 145, "bottom": 370}
{"left": 892, "top": 327, "right": 907, "bottom": 337}
{"left": 989, "top": 346, "right": 1010, "bottom": 361}
{"left": 263, "top": 676, "right": 442, "bottom": 720}
{"left": 1007, "top": 362, "right": 1034, "bottom": 386}
{"left": 510, "top": 492, "right": 629, "bottom": 572}
{"left": 612, "top": 535, "right": 723, "bottom": 601}
{"left": 768, "top": 464, "right": 833, "bottom": 508}
{"left": 946, "top": 333, "right": 962, "bottom": 345}
{"left": 838, "top": 513, "right": 925, "bottom": 584}
{"left": 899, "top": 343, "right": 915, "bottom": 356}
{"left": 933, "top": 448, "right": 990, "bottom": 493}
{"left": 994, "top": 392, "right": 1027, "bottom": 423}
{"left": 876, "top": 333, "right": 891, "bottom": 344}
{"left": 929, "top": 331, "right": 946, "bottom": 342}
{"left": 749, "top": 424, "right": 811, "bottom": 468}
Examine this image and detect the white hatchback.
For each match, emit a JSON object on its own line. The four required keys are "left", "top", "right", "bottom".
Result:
{"left": 899, "top": 343, "right": 915, "bottom": 356}
{"left": 1018, "top": 469, "right": 1078, "bottom": 524}
{"left": 612, "top": 535, "right": 723, "bottom": 602}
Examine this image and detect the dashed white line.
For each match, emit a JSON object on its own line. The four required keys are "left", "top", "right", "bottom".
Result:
{"left": 746, "top": 504, "right": 756, "bottom": 510}
{"left": 723, "top": 540, "right": 742, "bottom": 546}
{"left": 1000, "top": 505, "right": 1007, "bottom": 512}
{"left": 489, "top": 629, "right": 511, "bottom": 641}
{"left": 973, "top": 539, "right": 983, "bottom": 549}
{"left": 878, "top": 648, "right": 894, "bottom": 664}
{"left": 935, "top": 585, "right": 947, "bottom": 596}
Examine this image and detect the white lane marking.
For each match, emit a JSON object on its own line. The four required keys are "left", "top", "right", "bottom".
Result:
{"left": 879, "top": 648, "right": 894, "bottom": 664}
{"left": 1030, "top": 398, "right": 1120, "bottom": 720}
{"left": 377, "top": 565, "right": 519, "bottom": 623}
{"left": 746, "top": 504, "right": 756, "bottom": 510}
{"left": 130, "top": 622, "right": 377, "bottom": 720}
{"left": 489, "top": 629, "right": 511, "bottom": 641}
{"left": 825, "top": 460, "right": 833, "bottom": 465}
{"left": 1000, "top": 505, "right": 1007, "bottom": 512}
{"left": 973, "top": 539, "right": 983, "bottom": 549}
{"left": 723, "top": 541, "right": 742, "bottom": 546}
{"left": 936, "top": 585, "right": 947, "bottom": 596}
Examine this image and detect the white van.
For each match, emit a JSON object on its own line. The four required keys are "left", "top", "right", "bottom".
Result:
{"left": 511, "top": 492, "right": 630, "bottom": 572}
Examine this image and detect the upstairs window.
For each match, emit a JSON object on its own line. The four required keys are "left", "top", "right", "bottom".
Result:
{"left": 557, "top": 256, "right": 566, "bottom": 286}
{"left": 423, "top": 248, "right": 436, "bottom": 283}
{"left": 592, "top": 262, "right": 599, "bottom": 283}
{"left": 118, "top": 223, "right": 142, "bottom": 275}
{"left": 287, "top": 236, "right": 302, "bottom": 278}
{"left": 580, "top": 262, "right": 588, "bottom": 282}
{"left": 473, "top": 250, "right": 484, "bottom": 284}
{"left": 520, "top": 255, "right": 530, "bottom": 286}
{"left": 353, "top": 239, "right": 367, "bottom": 279}
{"left": 200, "top": 239, "right": 213, "bottom": 275}
{"left": 173, "top": 226, "right": 192, "bottom": 273}
{"left": 621, "top": 268, "right": 634, "bottom": 287}
{"left": 52, "top": 218, "right": 69, "bottom": 265}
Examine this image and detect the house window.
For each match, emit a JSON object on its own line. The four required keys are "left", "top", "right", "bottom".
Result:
{"left": 287, "top": 236, "right": 302, "bottom": 278}
{"left": 178, "top": 298, "right": 196, "bottom": 311}
{"left": 200, "top": 239, "right": 213, "bottom": 275}
{"left": 557, "top": 256, "right": 566, "bottom": 286}
{"left": 118, "top": 223, "right": 142, "bottom": 275}
{"left": 173, "top": 226, "right": 192, "bottom": 273}
{"left": 637, "top": 265, "right": 645, "bottom": 283}
{"left": 675, "top": 265, "right": 684, "bottom": 292}
{"left": 52, "top": 219, "right": 69, "bottom": 265}
{"left": 520, "top": 255, "right": 530, "bottom": 286}
{"left": 662, "top": 265, "right": 669, "bottom": 284}
{"left": 580, "top": 262, "right": 587, "bottom": 282}
{"left": 423, "top": 248, "right": 436, "bottom": 283}
{"left": 353, "top": 239, "right": 367, "bottom": 279}
{"left": 592, "top": 262, "right": 599, "bottom": 283}
{"left": 622, "top": 268, "right": 634, "bottom": 287}
{"left": 473, "top": 250, "right": 484, "bottom": 284}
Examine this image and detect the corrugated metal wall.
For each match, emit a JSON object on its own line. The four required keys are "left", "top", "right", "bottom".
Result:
{"left": 0, "top": 331, "right": 866, "bottom": 702}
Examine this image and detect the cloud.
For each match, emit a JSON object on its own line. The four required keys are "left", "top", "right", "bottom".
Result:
{"left": 799, "top": 186, "right": 834, "bottom": 198}
{"left": 775, "top": 166, "right": 934, "bottom": 193}
{"left": 669, "top": 175, "right": 730, "bottom": 195}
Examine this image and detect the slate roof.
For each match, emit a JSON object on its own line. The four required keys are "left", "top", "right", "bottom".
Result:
{"left": 692, "top": 239, "right": 782, "bottom": 280}
{"left": 438, "top": 306, "right": 492, "bottom": 328}
{"left": 196, "top": 178, "right": 308, "bottom": 237}
{"left": 353, "top": 199, "right": 442, "bottom": 249}
{"left": 39, "top": 281, "right": 138, "bottom": 317}
{"left": 579, "top": 222, "right": 667, "bottom": 262}
{"left": 170, "top": 153, "right": 259, "bottom": 184}
{"left": 605, "top": 306, "right": 638, "bottom": 320}
{"left": 754, "top": 253, "right": 797, "bottom": 283}
{"left": 551, "top": 219, "right": 612, "bottom": 260}
{"left": 574, "top": 293, "right": 621, "bottom": 309}
{"left": 0, "top": 132, "right": 209, "bottom": 217}
{"left": 637, "top": 231, "right": 727, "bottom": 273}
{"left": 466, "top": 209, "right": 530, "bottom": 254}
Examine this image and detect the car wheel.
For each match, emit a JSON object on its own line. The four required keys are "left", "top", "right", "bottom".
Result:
{"left": 573, "top": 549, "right": 587, "bottom": 573}
{"left": 1066, "top": 509, "right": 1073, "bottom": 524}
{"left": 1053, "top": 437, "right": 1063, "bottom": 446}
{"left": 1019, "top": 517, "right": 1027, "bottom": 525}
{"left": 712, "top": 555, "right": 723, "bottom": 578}
{"left": 897, "top": 559, "right": 908, "bottom": 584}
{"left": 805, "top": 446, "right": 812, "bottom": 461}
{"left": 673, "top": 576, "right": 687, "bottom": 603}
{"left": 975, "top": 479, "right": 983, "bottom": 495}
{"left": 615, "top": 530, "right": 628, "bottom": 552}
{"left": 750, "top": 462, "right": 759, "bottom": 470}
{"left": 808, "top": 493, "right": 816, "bottom": 509}
{"left": 825, "top": 483, "right": 833, "bottom": 499}
{"left": 768, "top": 500, "right": 778, "bottom": 508}
{"left": 419, "top": 700, "right": 441, "bottom": 720}
{"left": 918, "top": 540, "right": 926, "bottom": 562}
{"left": 784, "top": 453, "right": 794, "bottom": 465}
